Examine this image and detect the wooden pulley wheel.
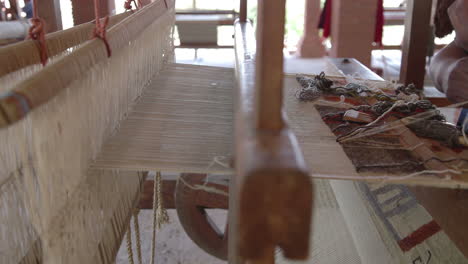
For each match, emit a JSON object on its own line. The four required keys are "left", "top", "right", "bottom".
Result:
{"left": 175, "top": 173, "right": 229, "bottom": 260}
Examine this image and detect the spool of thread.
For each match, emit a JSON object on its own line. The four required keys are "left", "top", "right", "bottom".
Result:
{"left": 343, "top": 110, "right": 374, "bottom": 123}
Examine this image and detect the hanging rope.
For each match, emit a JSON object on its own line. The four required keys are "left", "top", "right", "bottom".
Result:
{"left": 155, "top": 172, "right": 169, "bottom": 229}
{"left": 92, "top": 0, "right": 111, "bottom": 57}
{"left": 150, "top": 173, "right": 158, "bottom": 264}
{"left": 150, "top": 172, "right": 169, "bottom": 264}
{"left": 28, "top": 0, "right": 48, "bottom": 66}
{"left": 126, "top": 220, "right": 135, "bottom": 264}
{"left": 133, "top": 209, "right": 143, "bottom": 264}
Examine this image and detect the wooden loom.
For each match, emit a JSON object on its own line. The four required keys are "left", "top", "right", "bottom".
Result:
{"left": 2, "top": 0, "right": 468, "bottom": 263}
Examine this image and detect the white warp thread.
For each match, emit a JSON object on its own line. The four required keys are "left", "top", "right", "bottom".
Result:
{"left": 315, "top": 95, "right": 355, "bottom": 108}
{"left": 315, "top": 169, "right": 460, "bottom": 183}
{"left": 177, "top": 176, "right": 229, "bottom": 197}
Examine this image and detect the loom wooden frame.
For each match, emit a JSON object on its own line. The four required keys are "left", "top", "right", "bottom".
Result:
{"left": 0, "top": 11, "right": 131, "bottom": 77}
{"left": 1, "top": 1, "right": 173, "bottom": 262}
{"left": 0, "top": 0, "right": 175, "bottom": 128}
{"left": 7, "top": 0, "right": 456, "bottom": 262}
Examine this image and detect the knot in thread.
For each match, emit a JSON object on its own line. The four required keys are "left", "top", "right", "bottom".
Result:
{"left": 93, "top": 16, "right": 112, "bottom": 57}
{"left": 315, "top": 72, "right": 334, "bottom": 92}
{"left": 124, "top": 0, "right": 133, "bottom": 10}
{"left": 28, "top": 18, "right": 48, "bottom": 65}
{"left": 29, "top": 18, "right": 45, "bottom": 39}
{"left": 295, "top": 72, "right": 334, "bottom": 101}
{"left": 296, "top": 85, "right": 321, "bottom": 101}
{"left": 124, "top": 0, "right": 141, "bottom": 11}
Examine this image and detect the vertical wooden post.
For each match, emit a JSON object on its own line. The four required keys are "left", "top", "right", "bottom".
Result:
{"left": 139, "top": 0, "right": 153, "bottom": 6}
{"left": 37, "top": 0, "right": 63, "bottom": 32}
{"left": 106, "top": 0, "right": 115, "bottom": 15}
{"left": 232, "top": 1, "right": 312, "bottom": 263}
{"left": 239, "top": 0, "right": 247, "bottom": 22}
{"left": 255, "top": 0, "right": 286, "bottom": 131}
{"left": 246, "top": 246, "right": 275, "bottom": 264}
{"left": 297, "top": 0, "right": 325, "bottom": 57}
{"left": 329, "top": 0, "right": 377, "bottom": 66}
{"left": 8, "top": 0, "right": 20, "bottom": 20}
{"left": 71, "top": 0, "right": 115, "bottom": 26}
{"left": 399, "top": 0, "right": 433, "bottom": 89}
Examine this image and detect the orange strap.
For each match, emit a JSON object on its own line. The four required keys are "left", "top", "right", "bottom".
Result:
{"left": 28, "top": 0, "right": 48, "bottom": 66}
{"left": 93, "top": 0, "right": 111, "bottom": 57}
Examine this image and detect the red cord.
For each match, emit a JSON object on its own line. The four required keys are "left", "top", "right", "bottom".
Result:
{"left": 124, "top": 0, "right": 142, "bottom": 11}
{"left": 28, "top": 0, "right": 48, "bottom": 66}
{"left": 93, "top": 0, "right": 111, "bottom": 57}
{"left": 124, "top": 0, "right": 133, "bottom": 10}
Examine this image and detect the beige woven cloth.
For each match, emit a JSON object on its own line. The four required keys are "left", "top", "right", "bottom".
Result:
{"left": 92, "top": 63, "right": 234, "bottom": 174}
{"left": 0, "top": 1, "right": 175, "bottom": 263}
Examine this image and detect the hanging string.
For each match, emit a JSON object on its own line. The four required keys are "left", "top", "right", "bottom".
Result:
{"left": 28, "top": 0, "right": 48, "bottom": 66}
{"left": 150, "top": 172, "right": 169, "bottom": 264}
{"left": 150, "top": 175, "right": 157, "bottom": 264}
{"left": 177, "top": 176, "right": 229, "bottom": 197}
{"left": 155, "top": 172, "right": 169, "bottom": 229}
{"left": 92, "top": 0, "right": 111, "bottom": 57}
{"left": 126, "top": 220, "right": 135, "bottom": 264}
{"left": 133, "top": 209, "right": 143, "bottom": 264}
{"left": 315, "top": 169, "right": 460, "bottom": 183}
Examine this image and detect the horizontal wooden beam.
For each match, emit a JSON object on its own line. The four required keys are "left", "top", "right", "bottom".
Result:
{"left": 176, "top": 45, "right": 234, "bottom": 49}
{"left": 0, "top": 12, "right": 130, "bottom": 77}
{"left": 177, "top": 10, "right": 237, "bottom": 15}
{"left": 328, "top": 58, "right": 382, "bottom": 81}
{"left": 372, "top": 44, "right": 446, "bottom": 50}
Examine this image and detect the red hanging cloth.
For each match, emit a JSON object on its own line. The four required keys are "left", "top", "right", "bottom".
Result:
{"left": 318, "top": 0, "right": 385, "bottom": 44}
{"left": 374, "top": 0, "right": 385, "bottom": 45}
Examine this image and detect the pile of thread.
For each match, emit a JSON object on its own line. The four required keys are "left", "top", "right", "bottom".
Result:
{"left": 296, "top": 73, "right": 467, "bottom": 148}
